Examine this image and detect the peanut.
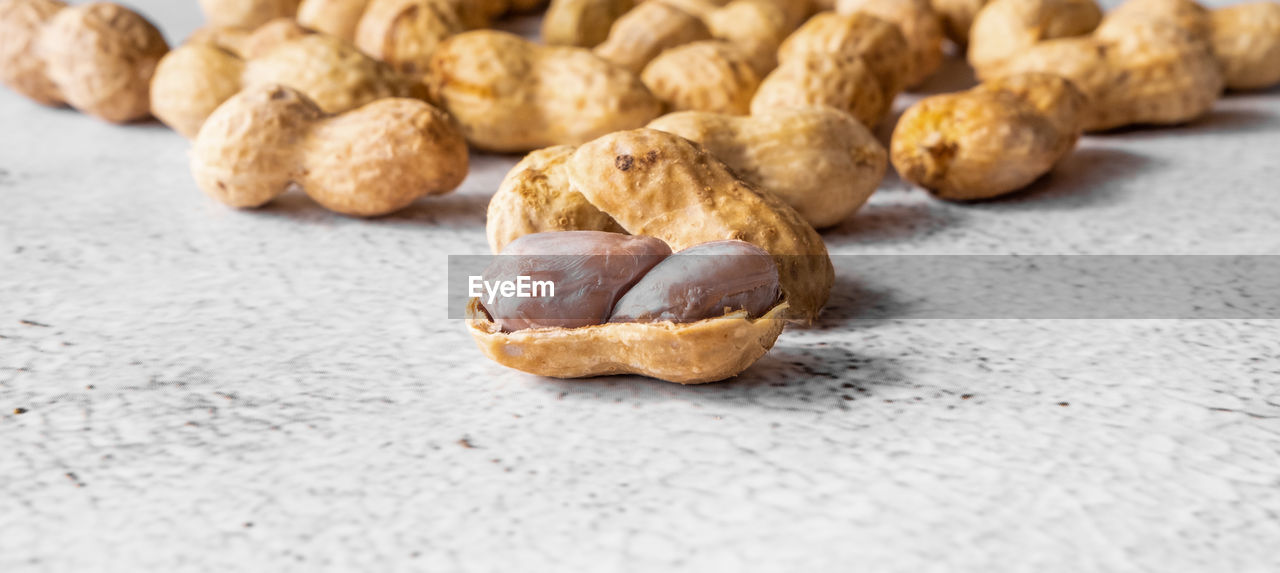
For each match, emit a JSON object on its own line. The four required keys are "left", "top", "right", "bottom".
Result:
{"left": 1212, "top": 2, "right": 1280, "bottom": 90}
{"left": 641, "top": 40, "right": 761, "bottom": 115}
{"left": 609, "top": 239, "right": 781, "bottom": 323}
{"left": 467, "top": 232, "right": 790, "bottom": 384}
{"left": 296, "top": 0, "right": 369, "bottom": 40}
{"left": 995, "top": 19, "right": 1223, "bottom": 131}
{"left": 967, "top": 0, "right": 1101, "bottom": 76}
{"left": 594, "top": 0, "right": 712, "bottom": 74}
{"left": 198, "top": 0, "right": 301, "bottom": 29}
{"left": 486, "top": 146, "right": 625, "bottom": 254}
{"left": 190, "top": 84, "right": 467, "bottom": 217}
{"left": 702, "top": 0, "right": 792, "bottom": 75}
{"left": 428, "top": 30, "right": 663, "bottom": 152}
{"left": 1099, "top": 0, "right": 1210, "bottom": 42}
{"left": 297, "top": 0, "right": 521, "bottom": 39}
{"left": 480, "top": 231, "right": 672, "bottom": 331}
{"left": 186, "top": 17, "right": 313, "bottom": 59}
{"left": 1098, "top": 0, "right": 1280, "bottom": 91}
{"left": 0, "top": 1, "right": 168, "bottom": 123}
{"left": 353, "top": 0, "right": 464, "bottom": 76}
{"left": 931, "top": 0, "right": 988, "bottom": 45}
{"left": 542, "top": 0, "right": 636, "bottom": 48}
{"left": 752, "top": 11, "right": 909, "bottom": 127}
{"left": 485, "top": 129, "right": 833, "bottom": 320}
{"left": 750, "top": 48, "right": 888, "bottom": 128}
{"left": 152, "top": 29, "right": 425, "bottom": 138}
{"left": 890, "top": 73, "right": 1085, "bottom": 200}
{"left": 837, "top": 0, "right": 945, "bottom": 88}
{"left": 565, "top": 129, "right": 834, "bottom": 321}
{"left": 648, "top": 107, "right": 887, "bottom": 228}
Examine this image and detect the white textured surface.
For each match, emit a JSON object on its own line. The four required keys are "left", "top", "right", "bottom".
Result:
{"left": 2, "top": 1, "right": 1280, "bottom": 571}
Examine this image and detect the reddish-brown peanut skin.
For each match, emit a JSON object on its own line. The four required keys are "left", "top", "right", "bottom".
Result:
{"left": 0, "top": 0, "right": 65, "bottom": 106}
{"left": 481, "top": 231, "right": 674, "bottom": 331}
{"left": 191, "top": 84, "right": 468, "bottom": 217}
{"left": 18, "top": 2, "right": 170, "bottom": 123}
{"left": 610, "top": 240, "right": 781, "bottom": 323}
{"left": 565, "top": 129, "right": 834, "bottom": 321}
{"left": 891, "top": 73, "right": 1085, "bottom": 200}
{"left": 428, "top": 31, "right": 663, "bottom": 152}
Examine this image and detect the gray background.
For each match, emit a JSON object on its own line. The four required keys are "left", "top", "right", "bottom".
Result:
{"left": 2, "top": 1, "right": 1278, "bottom": 571}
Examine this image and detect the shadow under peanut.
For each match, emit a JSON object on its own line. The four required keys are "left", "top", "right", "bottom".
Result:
{"left": 530, "top": 343, "right": 910, "bottom": 412}
{"left": 975, "top": 146, "right": 1157, "bottom": 211}
{"left": 824, "top": 199, "right": 964, "bottom": 243}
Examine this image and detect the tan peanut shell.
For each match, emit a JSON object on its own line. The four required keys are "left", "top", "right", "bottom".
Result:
{"left": 0, "top": 0, "right": 65, "bottom": 107}
{"left": 648, "top": 107, "right": 887, "bottom": 229}
{"left": 565, "top": 129, "right": 834, "bottom": 321}
{"left": 0, "top": 1, "right": 169, "bottom": 123}
{"left": 486, "top": 146, "right": 626, "bottom": 254}
{"left": 190, "top": 84, "right": 467, "bottom": 216}
{"left": 647, "top": 0, "right": 724, "bottom": 19}
{"left": 542, "top": 0, "right": 636, "bottom": 48}
{"left": 185, "top": 18, "right": 315, "bottom": 60}
{"left": 428, "top": 30, "right": 663, "bottom": 152}
{"left": 996, "top": 20, "right": 1223, "bottom": 131}
{"left": 702, "top": 0, "right": 791, "bottom": 75}
{"left": 837, "top": 0, "right": 945, "bottom": 88}
{"left": 467, "top": 298, "right": 789, "bottom": 384}
{"left": 931, "top": 0, "right": 988, "bottom": 45}
{"left": 641, "top": 41, "right": 761, "bottom": 115}
{"left": 776, "top": 11, "right": 911, "bottom": 102}
{"left": 296, "top": 0, "right": 369, "bottom": 40}
{"left": 594, "top": 0, "right": 712, "bottom": 74}
{"left": 1100, "top": 0, "right": 1280, "bottom": 91}
{"left": 891, "top": 73, "right": 1085, "bottom": 200}
{"left": 967, "top": 0, "right": 1102, "bottom": 76}
{"left": 199, "top": 0, "right": 301, "bottom": 29}
{"left": 1212, "top": 2, "right": 1280, "bottom": 90}
{"left": 42, "top": 2, "right": 169, "bottom": 123}
{"left": 353, "top": 0, "right": 463, "bottom": 76}
{"left": 152, "top": 31, "right": 424, "bottom": 138}
{"left": 150, "top": 46, "right": 245, "bottom": 138}
{"left": 755, "top": 0, "right": 811, "bottom": 29}
{"left": 751, "top": 52, "right": 889, "bottom": 129}
{"left": 1098, "top": 0, "right": 1210, "bottom": 42}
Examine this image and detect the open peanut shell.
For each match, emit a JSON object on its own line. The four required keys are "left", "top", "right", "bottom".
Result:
{"left": 466, "top": 299, "right": 789, "bottom": 384}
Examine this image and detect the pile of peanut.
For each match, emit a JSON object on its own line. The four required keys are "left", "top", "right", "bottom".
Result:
{"left": 1, "top": 0, "right": 1277, "bottom": 382}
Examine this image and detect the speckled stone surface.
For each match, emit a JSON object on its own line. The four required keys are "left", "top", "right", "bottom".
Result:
{"left": 2, "top": 1, "right": 1279, "bottom": 571}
